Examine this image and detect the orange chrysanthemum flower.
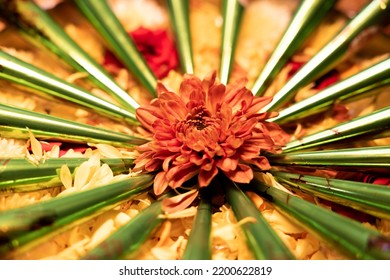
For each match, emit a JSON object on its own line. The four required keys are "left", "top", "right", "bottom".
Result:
{"left": 134, "top": 72, "right": 290, "bottom": 212}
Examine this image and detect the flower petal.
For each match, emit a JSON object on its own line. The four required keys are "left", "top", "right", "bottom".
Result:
{"left": 136, "top": 106, "right": 162, "bottom": 132}
{"left": 154, "top": 171, "right": 170, "bottom": 195}
{"left": 159, "top": 92, "right": 188, "bottom": 121}
{"left": 224, "top": 163, "right": 253, "bottom": 184}
{"left": 166, "top": 162, "right": 199, "bottom": 188}
{"left": 162, "top": 189, "right": 199, "bottom": 213}
{"left": 198, "top": 166, "right": 218, "bottom": 187}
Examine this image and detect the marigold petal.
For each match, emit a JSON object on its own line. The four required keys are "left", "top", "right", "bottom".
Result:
{"left": 162, "top": 189, "right": 198, "bottom": 213}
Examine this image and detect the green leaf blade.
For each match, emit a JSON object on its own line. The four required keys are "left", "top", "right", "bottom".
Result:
{"left": 251, "top": 178, "right": 390, "bottom": 259}
{"left": 224, "top": 179, "right": 295, "bottom": 260}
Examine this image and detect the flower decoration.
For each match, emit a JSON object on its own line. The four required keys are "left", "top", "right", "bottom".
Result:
{"left": 134, "top": 72, "right": 290, "bottom": 212}
{"left": 103, "top": 27, "right": 178, "bottom": 79}
{"left": 1, "top": 0, "right": 390, "bottom": 262}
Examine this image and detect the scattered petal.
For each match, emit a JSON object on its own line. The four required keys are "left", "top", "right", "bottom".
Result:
{"left": 162, "top": 189, "right": 199, "bottom": 214}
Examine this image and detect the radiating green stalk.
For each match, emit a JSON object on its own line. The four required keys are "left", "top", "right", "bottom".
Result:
{"left": 219, "top": 0, "right": 245, "bottom": 84}
{"left": 283, "top": 106, "right": 390, "bottom": 153}
{"left": 272, "top": 171, "right": 390, "bottom": 220}
{"left": 73, "top": 0, "right": 157, "bottom": 97}
{"left": 0, "top": 103, "right": 147, "bottom": 147}
{"left": 0, "top": 158, "right": 134, "bottom": 193}
{"left": 0, "top": 174, "right": 154, "bottom": 239}
{"left": 166, "top": 0, "right": 194, "bottom": 74}
{"left": 0, "top": 179, "right": 152, "bottom": 258}
{"left": 271, "top": 57, "right": 390, "bottom": 123}
{"left": 269, "top": 146, "right": 390, "bottom": 168}
{"left": 0, "top": 0, "right": 140, "bottom": 111}
{"left": 224, "top": 178, "right": 295, "bottom": 259}
{"left": 252, "top": 0, "right": 336, "bottom": 96}
{"left": 251, "top": 178, "right": 390, "bottom": 259}
{"left": 0, "top": 50, "right": 138, "bottom": 124}
{"left": 261, "top": 0, "right": 390, "bottom": 112}
{"left": 182, "top": 188, "right": 212, "bottom": 260}
{"left": 83, "top": 199, "right": 163, "bottom": 260}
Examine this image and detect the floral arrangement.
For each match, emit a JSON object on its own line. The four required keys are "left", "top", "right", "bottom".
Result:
{"left": 0, "top": 0, "right": 389, "bottom": 260}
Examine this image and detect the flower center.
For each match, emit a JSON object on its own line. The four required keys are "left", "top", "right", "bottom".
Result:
{"left": 186, "top": 106, "right": 211, "bottom": 131}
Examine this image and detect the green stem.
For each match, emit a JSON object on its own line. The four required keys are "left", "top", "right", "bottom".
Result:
{"left": 271, "top": 57, "right": 390, "bottom": 123}
{"left": 0, "top": 103, "right": 147, "bottom": 147}
{"left": 1, "top": 181, "right": 151, "bottom": 258}
{"left": 0, "top": 158, "right": 134, "bottom": 193}
{"left": 219, "top": 0, "right": 245, "bottom": 84}
{"left": 252, "top": 0, "right": 336, "bottom": 96}
{"left": 0, "top": 174, "right": 154, "bottom": 238}
{"left": 283, "top": 106, "right": 390, "bottom": 153}
{"left": 182, "top": 188, "right": 212, "bottom": 260}
{"left": 166, "top": 0, "right": 194, "bottom": 74}
{"left": 0, "top": 0, "right": 141, "bottom": 110}
{"left": 261, "top": 0, "right": 390, "bottom": 112}
{"left": 0, "top": 50, "right": 138, "bottom": 124}
{"left": 269, "top": 146, "right": 390, "bottom": 168}
{"left": 73, "top": 0, "right": 157, "bottom": 97}
{"left": 83, "top": 199, "right": 164, "bottom": 260}
{"left": 224, "top": 178, "right": 295, "bottom": 259}
{"left": 251, "top": 178, "right": 390, "bottom": 259}
{"left": 272, "top": 170, "right": 390, "bottom": 220}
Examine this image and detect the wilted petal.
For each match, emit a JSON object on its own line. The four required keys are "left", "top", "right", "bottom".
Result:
{"left": 162, "top": 189, "right": 199, "bottom": 213}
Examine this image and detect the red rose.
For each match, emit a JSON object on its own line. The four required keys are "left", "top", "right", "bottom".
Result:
{"left": 103, "top": 27, "right": 178, "bottom": 79}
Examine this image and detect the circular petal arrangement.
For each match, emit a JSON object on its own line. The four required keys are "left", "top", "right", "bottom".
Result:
{"left": 0, "top": 0, "right": 390, "bottom": 260}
